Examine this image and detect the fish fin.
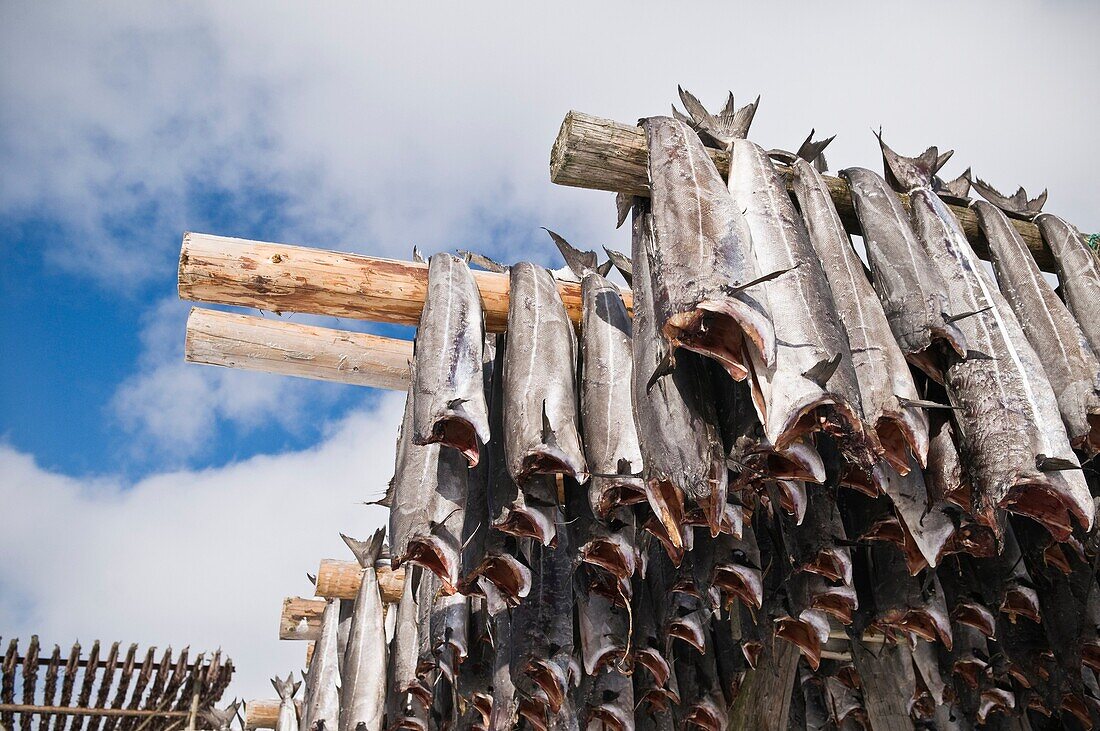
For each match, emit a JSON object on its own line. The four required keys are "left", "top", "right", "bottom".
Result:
{"left": 946, "top": 305, "right": 992, "bottom": 323}
{"left": 646, "top": 349, "right": 676, "bottom": 393}
{"left": 306, "top": 573, "right": 317, "bottom": 586}
{"left": 795, "top": 128, "right": 835, "bottom": 172}
{"left": 876, "top": 129, "right": 945, "bottom": 191}
{"left": 603, "top": 247, "right": 633, "bottom": 286}
{"left": 446, "top": 397, "right": 469, "bottom": 409}
{"left": 457, "top": 250, "right": 508, "bottom": 273}
{"left": 543, "top": 228, "right": 597, "bottom": 277}
{"left": 896, "top": 397, "right": 962, "bottom": 411}
{"left": 364, "top": 480, "right": 394, "bottom": 508}
{"left": 724, "top": 264, "right": 799, "bottom": 295}
{"left": 676, "top": 86, "right": 758, "bottom": 146}
{"left": 964, "top": 349, "right": 995, "bottom": 361}
{"left": 340, "top": 528, "right": 386, "bottom": 569}
{"left": 971, "top": 177, "right": 1047, "bottom": 218}
{"left": 802, "top": 353, "right": 842, "bottom": 388}
{"left": 540, "top": 400, "right": 561, "bottom": 449}
{"left": 935, "top": 167, "right": 971, "bottom": 200}
{"left": 596, "top": 259, "right": 613, "bottom": 277}
{"left": 411, "top": 246, "right": 426, "bottom": 264}
{"left": 1036, "top": 455, "right": 1082, "bottom": 472}
{"left": 614, "top": 192, "right": 633, "bottom": 229}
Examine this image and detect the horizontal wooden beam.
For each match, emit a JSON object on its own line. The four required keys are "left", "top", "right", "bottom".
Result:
{"left": 245, "top": 700, "right": 301, "bottom": 730}
{"left": 279, "top": 597, "right": 326, "bottom": 641}
{"left": 549, "top": 110, "right": 1055, "bottom": 271}
{"left": 314, "top": 560, "right": 404, "bottom": 602}
{"left": 0, "top": 705, "right": 189, "bottom": 719}
{"left": 179, "top": 233, "right": 629, "bottom": 331}
{"left": 185, "top": 308, "right": 413, "bottom": 391}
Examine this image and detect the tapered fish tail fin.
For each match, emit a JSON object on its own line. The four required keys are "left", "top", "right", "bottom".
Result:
{"left": 271, "top": 673, "right": 301, "bottom": 700}
{"left": 457, "top": 250, "right": 509, "bottom": 273}
{"left": 935, "top": 167, "right": 971, "bottom": 201}
{"left": 341, "top": 528, "right": 386, "bottom": 569}
{"left": 543, "top": 228, "right": 598, "bottom": 278}
{"left": 673, "top": 86, "right": 759, "bottom": 147}
{"left": 603, "top": 247, "right": 633, "bottom": 286}
{"left": 781, "top": 129, "right": 835, "bottom": 172}
{"left": 970, "top": 177, "right": 1047, "bottom": 219}
{"left": 614, "top": 193, "right": 633, "bottom": 229}
{"left": 875, "top": 129, "right": 951, "bottom": 192}
{"left": 411, "top": 246, "right": 426, "bottom": 264}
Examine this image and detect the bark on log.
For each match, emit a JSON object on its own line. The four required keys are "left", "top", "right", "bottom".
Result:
{"left": 313, "top": 560, "right": 404, "bottom": 602}
{"left": 185, "top": 308, "right": 413, "bottom": 391}
{"left": 725, "top": 640, "right": 800, "bottom": 730}
{"left": 179, "top": 233, "right": 629, "bottom": 331}
{"left": 244, "top": 700, "right": 301, "bottom": 730}
{"left": 549, "top": 110, "right": 1056, "bottom": 271}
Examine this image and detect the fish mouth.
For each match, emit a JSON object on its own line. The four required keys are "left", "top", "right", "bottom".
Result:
{"left": 951, "top": 601, "right": 996, "bottom": 638}
{"left": 525, "top": 659, "right": 568, "bottom": 714}
{"left": 861, "top": 515, "right": 930, "bottom": 575}
{"left": 773, "top": 480, "right": 807, "bottom": 524}
{"left": 999, "top": 584, "right": 1041, "bottom": 624}
{"left": 977, "top": 688, "right": 1015, "bottom": 724}
{"left": 712, "top": 563, "right": 763, "bottom": 610}
{"left": 774, "top": 610, "right": 829, "bottom": 671}
{"left": 580, "top": 536, "right": 636, "bottom": 579}
{"left": 634, "top": 647, "right": 671, "bottom": 687}
{"left": 668, "top": 611, "right": 707, "bottom": 653}
{"left": 763, "top": 440, "right": 826, "bottom": 482}
{"left": 1000, "top": 475, "right": 1091, "bottom": 542}
{"left": 591, "top": 476, "right": 647, "bottom": 518}
{"left": 459, "top": 554, "right": 532, "bottom": 602}
{"left": 514, "top": 446, "right": 585, "bottom": 483}
{"left": 741, "top": 641, "right": 764, "bottom": 669}
{"left": 809, "top": 583, "right": 857, "bottom": 625}
{"left": 877, "top": 607, "right": 952, "bottom": 649}
{"left": 841, "top": 464, "right": 880, "bottom": 497}
{"left": 952, "top": 657, "right": 987, "bottom": 689}
{"left": 588, "top": 702, "right": 632, "bottom": 731}
{"left": 516, "top": 698, "right": 548, "bottom": 731}
{"left": 684, "top": 698, "right": 726, "bottom": 731}
{"left": 492, "top": 500, "right": 557, "bottom": 547}
{"left": 665, "top": 296, "right": 776, "bottom": 379}
{"left": 418, "top": 413, "right": 482, "bottom": 466}
{"left": 642, "top": 477, "right": 686, "bottom": 552}
{"left": 802, "top": 546, "right": 853, "bottom": 585}
{"left": 402, "top": 534, "right": 459, "bottom": 594}
{"left": 877, "top": 411, "right": 929, "bottom": 472}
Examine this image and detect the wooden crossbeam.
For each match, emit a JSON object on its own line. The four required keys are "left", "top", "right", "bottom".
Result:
{"left": 314, "top": 560, "right": 404, "bottom": 602}
{"left": 278, "top": 598, "right": 325, "bottom": 642}
{"left": 185, "top": 308, "right": 413, "bottom": 391}
{"left": 549, "top": 110, "right": 1056, "bottom": 271}
{"left": 244, "top": 700, "right": 300, "bottom": 730}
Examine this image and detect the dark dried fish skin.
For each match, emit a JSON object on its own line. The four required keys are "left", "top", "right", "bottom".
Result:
{"left": 503, "top": 262, "right": 587, "bottom": 484}
{"left": 792, "top": 158, "right": 929, "bottom": 470}
{"left": 727, "top": 140, "right": 870, "bottom": 464}
{"left": 631, "top": 202, "right": 728, "bottom": 544}
{"left": 840, "top": 167, "right": 967, "bottom": 381}
{"left": 978, "top": 201, "right": 1100, "bottom": 454}
{"left": 412, "top": 253, "right": 491, "bottom": 466}
{"left": 642, "top": 116, "right": 775, "bottom": 381}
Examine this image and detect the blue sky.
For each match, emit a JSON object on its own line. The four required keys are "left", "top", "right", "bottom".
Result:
{"left": 2, "top": 0, "right": 1098, "bottom": 704}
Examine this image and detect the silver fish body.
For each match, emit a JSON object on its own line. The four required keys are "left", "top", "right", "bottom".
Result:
{"left": 642, "top": 116, "right": 775, "bottom": 380}
{"left": 840, "top": 167, "right": 967, "bottom": 381}
{"left": 791, "top": 158, "right": 929, "bottom": 471}
{"left": 301, "top": 599, "right": 341, "bottom": 731}
{"left": 411, "top": 253, "right": 490, "bottom": 465}
{"left": 1036, "top": 213, "right": 1100, "bottom": 356}
{"left": 339, "top": 531, "right": 387, "bottom": 731}
{"left": 385, "top": 566, "right": 427, "bottom": 728}
{"left": 272, "top": 675, "right": 301, "bottom": 731}
{"left": 631, "top": 202, "right": 728, "bottom": 546}
{"left": 906, "top": 179, "right": 1092, "bottom": 539}
{"left": 727, "top": 140, "right": 868, "bottom": 460}
{"left": 579, "top": 271, "right": 645, "bottom": 517}
{"left": 503, "top": 261, "right": 587, "bottom": 484}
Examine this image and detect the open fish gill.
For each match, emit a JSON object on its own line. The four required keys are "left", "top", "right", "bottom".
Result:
{"left": 791, "top": 158, "right": 929, "bottom": 470}
{"left": 907, "top": 182, "right": 1092, "bottom": 538}
{"left": 642, "top": 116, "right": 775, "bottom": 381}
{"left": 727, "top": 138, "right": 868, "bottom": 461}
{"left": 977, "top": 201, "right": 1100, "bottom": 453}
{"left": 411, "top": 253, "right": 490, "bottom": 466}
{"left": 1036, "top": 213, "right": 1100, "bottom": 356}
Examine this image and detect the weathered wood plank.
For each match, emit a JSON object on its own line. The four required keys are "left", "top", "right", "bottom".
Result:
{"left": 549, "top": 110, "right": 1056, "bottom": 271}
{"left": 179, "top": 233, "right": 630, "bottom": 331}
{"left": 185, "top": 308, "right": 413, "bottom": 391}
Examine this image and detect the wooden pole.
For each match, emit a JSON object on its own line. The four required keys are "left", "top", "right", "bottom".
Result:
{"left": 549, "top": 110, "right": 1056, "bottom": 271}
{"left": 179, "top": 233, "right": 628, "bottom": 331}
{"left": 244, "top": 700, "right": 301, "bottom": 730}
{"left": 279, "top": 598, "right": 326, "bottom": 642}
{"left": 314, "top": 560, "right": 404, "bottom": 602}
{"left": 185, "top": 308, "right": 413, "bottom": 391}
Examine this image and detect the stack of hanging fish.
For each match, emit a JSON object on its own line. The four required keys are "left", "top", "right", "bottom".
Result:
{"left": 282, "top": 89, "right": 1100, "bottom": 731}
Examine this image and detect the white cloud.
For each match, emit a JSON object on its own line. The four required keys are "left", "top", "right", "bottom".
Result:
{"left": 0, "top": 393, "right": 403, "bottom": 704}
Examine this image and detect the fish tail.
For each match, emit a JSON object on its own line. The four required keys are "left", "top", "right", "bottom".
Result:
{"left": 270, "top": 674, "right": 300, "bottom": 700}
{"left": 341, "top": 528, "right": 386, "bottom": 569}
{"left": 875, "top": 129, "right": 951, "bottom": 191}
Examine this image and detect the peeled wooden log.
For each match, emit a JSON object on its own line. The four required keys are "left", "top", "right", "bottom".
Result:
{"left": 279, "top": 597, "right": 326, "bottom": 641}
{"left": 179, "top": 233, "right": 631, "bottom": 331}
{"left": 185, "top": 308, "right": 413, "bottom": 390}
{"left": 244, "top": 699, "right": 301, "bottom": 730}
{"left": 549, "top": 110, "right": 1055, "bottom": 271}
{"left": 314, "top": 560, "right": 404, "bottom": 602}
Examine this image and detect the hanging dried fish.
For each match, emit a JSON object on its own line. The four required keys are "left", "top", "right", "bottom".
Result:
{"left": 1036, "top": 212, "right": 1100, "bottom": 356}
{"left": 503, "top": 261, "right": 587, "bottom": 484}
{"left": 385, "top": 567, "right": 430, "bottom": 729}
{"left": 641, "top": 115, "right": 775, "bottom": 382}
{"left": 631, "top": 200, "right": 728, "bottom": 545}
{"left": 791, "top": 151, "right": 929, "bottom": 471}
{"left": 301, "top": 599, "right": 340, "bottom": 731}
{"left": 339, "top": 531, "right": 387, "bottom": 731}
{"left": 880, "top": 136, "right": 1093, "bottom": 541}
{"left": 839, "top": 166, "right": 967, "bottom": 381}
{"left": 272, "top": 675, "right": 301, "bottom": 731}
{"left": 412, "top": 252, "right": 490, "bottom": 466}
{"left": 975, "top": 199, "right": 1100, "bottom": 454}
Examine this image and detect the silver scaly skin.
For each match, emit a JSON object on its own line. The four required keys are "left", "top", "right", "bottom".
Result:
{"left": 338, "top": 530, "right": 386, "bottom": 731}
